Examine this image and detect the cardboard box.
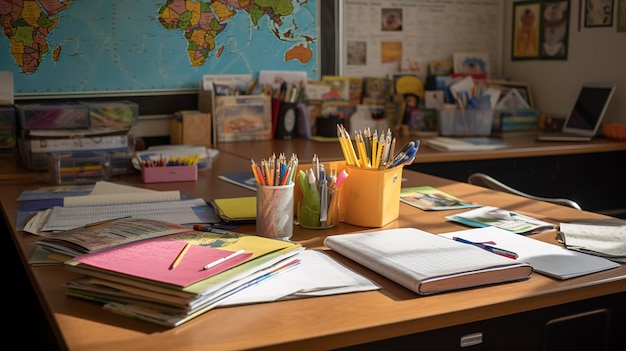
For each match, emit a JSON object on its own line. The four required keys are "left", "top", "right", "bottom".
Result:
{"left": 170, "top": 110, "right": 212, "bottom": 147}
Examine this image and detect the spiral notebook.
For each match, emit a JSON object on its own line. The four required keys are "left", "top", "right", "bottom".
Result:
{"left": 324, "top": 228, "right": 532, "bottom": 295}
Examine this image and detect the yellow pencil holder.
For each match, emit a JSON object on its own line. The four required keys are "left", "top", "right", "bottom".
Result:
{"left": 339, "top": 164, "right": 404, "bottom": 227}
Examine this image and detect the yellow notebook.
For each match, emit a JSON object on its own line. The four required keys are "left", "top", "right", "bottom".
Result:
{"left": 210, "top": 196, "right": 256, "bottom": 223}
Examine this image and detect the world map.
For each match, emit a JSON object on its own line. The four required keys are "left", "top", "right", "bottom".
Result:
{"left": 0, "top": 0, "right": 318, "bottom": 95}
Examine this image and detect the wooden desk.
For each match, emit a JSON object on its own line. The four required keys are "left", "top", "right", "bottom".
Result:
{"left": 218, "top": 135, "right": 626, "bottom": 217}
{"left": 215, "top": 132, "right": 626, "bottom": 164}
{"left": 2, "top": 151, "right": 626, "bottom": 350}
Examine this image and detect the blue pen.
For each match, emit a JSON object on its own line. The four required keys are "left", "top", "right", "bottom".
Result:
{"left": 452, "top": 236, "right": 519, "bottom": 259}
{"left": 390, "top": 141, "right": 420, "bottom": 168}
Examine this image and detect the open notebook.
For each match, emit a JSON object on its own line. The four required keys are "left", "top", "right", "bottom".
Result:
{"left": 537, "top": 83, "right": 616, "bottom": 141}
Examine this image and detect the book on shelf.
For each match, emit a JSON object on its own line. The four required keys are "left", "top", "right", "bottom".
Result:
{"left": 445, "top": 206, "right": 556, "bottom": 235}
{"left": 323, "top": 228, "right": 532, "bottom": 295}
{"left": 426, "top": 137, "right": 508, "bottom": 151}
{"left": 400, "top": 186, "right": 482, "bottom": 210}
{"left": 209, "top": 196, "right": 256, "bottom": 223}
{"left": 438, "top": 227, "right": 620, "bottom": 280}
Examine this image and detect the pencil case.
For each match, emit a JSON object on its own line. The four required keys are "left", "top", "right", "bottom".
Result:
{"left": 142, "top": 165, "right": 198, "bottom": 183}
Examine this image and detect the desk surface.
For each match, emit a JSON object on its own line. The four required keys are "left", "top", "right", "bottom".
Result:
{"left": 216, "top": 133, "right": 626, "bottom": 164}
{"left": 4, "top": 133, "right": 626, "bottom": 181}
{"left": 2, "top": 150, "right": 625, "bottom": 351}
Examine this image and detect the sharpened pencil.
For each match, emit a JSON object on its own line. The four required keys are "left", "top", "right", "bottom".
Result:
{"left": 169, "top": 242, "right": 191, "bottom": 270}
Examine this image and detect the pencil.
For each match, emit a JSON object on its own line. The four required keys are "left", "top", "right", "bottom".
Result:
{"left": 169, "top": 242, "right": 191, "bottom": 270}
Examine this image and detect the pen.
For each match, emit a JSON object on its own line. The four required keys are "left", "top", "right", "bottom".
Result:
{"left": 169, "top": 242, "right": 191, "bottom": 270}
{"left": 389, "top": 141, "right": 416, "bottom": 168}
{"left": 202, "top": 248, "right": 246, "bottom": 270}
{"left": 452, "top": 236, "right": 519, "bottom": 259}
{"left": 193, "top": 224, "right": 239, "bottom": 231}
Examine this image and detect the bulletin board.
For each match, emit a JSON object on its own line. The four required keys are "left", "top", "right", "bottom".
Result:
{"left": 338, "top": 0, "right": 505, "bottom": 80}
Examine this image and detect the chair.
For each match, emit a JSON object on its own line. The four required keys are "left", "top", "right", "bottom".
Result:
{"left": 467, "top": 173, "right": 582, "bottom": 210}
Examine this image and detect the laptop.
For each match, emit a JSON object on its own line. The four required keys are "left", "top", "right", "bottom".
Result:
{"left": 537, "top": 83, "right": 616, "bottom": 141}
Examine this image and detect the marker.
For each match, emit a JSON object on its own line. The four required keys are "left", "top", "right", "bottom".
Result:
{"left": 202, "top": 248, "right": 246, "bottom": 270}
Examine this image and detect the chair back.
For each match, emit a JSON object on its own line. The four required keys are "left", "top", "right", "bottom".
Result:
{"left": 467, "top": 173, "right": 582, "bottom": 210}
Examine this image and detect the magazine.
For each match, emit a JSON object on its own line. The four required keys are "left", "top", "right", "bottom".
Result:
{"left": 400, "top": 186, "right": 481, "bottom": 210}
{"left": 445, "top": 206, "right": 556, "bottom": 235}
{"left": 217, "top": 171, "right": 257, "bottom": 191}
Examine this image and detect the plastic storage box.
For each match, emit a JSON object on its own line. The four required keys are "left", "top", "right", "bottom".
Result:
{"left": 437, "top": 108, "right": 494, "bottom": 136}
{"left": 48, "top": 151, "right": 111, "bottom": 185}
{"left": 82, "top": 100, "right": 139, "bottom": 128}
{"left": 16, "top": 103, "right": 90, "bottom": 129}
{"left": 492, "top": 109, "right": 539, "bottom": 132}
{"left": 0, "top": 105, "right": 16, "bottom": 151}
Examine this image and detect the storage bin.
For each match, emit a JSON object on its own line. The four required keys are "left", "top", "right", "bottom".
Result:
{"left": 141, "top": 165, "right": 198, "bottom": 183}
{"left": 48, "top": 152, "right": 111, "bottom": 185}
{"left": 437, "top": 108, "right": 494, "bottom": 136}
{"left": 492, "top": 109, "right": 539, "bottom": 132}
{"left": 16, "top": 103, "right": 90, "bottom": 129}
{"left": 82, "top": 100, "right": 139, "bottom": 128}
{"left": 0, "top": 105, "right": 16, "bottom": 150}
{"left": 339, "top": 164, "right": 404, "bottom": 227}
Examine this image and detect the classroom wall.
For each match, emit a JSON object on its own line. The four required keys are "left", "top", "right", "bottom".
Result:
{"left": 502, "top": 0, "right": 626, "bottom": 123}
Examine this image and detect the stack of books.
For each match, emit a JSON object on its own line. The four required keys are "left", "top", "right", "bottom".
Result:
{"left": 36, "top": 218, "right": 303, "bottom": 327}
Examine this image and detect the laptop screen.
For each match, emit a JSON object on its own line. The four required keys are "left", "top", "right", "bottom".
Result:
{"left": 563, "top": 84, "right": 616, "bottom": 135}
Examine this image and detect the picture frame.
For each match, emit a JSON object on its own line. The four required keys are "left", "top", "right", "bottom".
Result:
{"left": 540, "top": 1, "right": 570, "bottom": 60}
{"left": 584, "top": 0, "right": 614, "bottom": 27}
{"left": 452, "top": 52, "right": 490, "bottom": 75}
{"left": 512, "top": 1, "right": 541, "bottom": 60}
{"left": 213, "top": 94, "right": 273, "bottom": 143}
{"left": 486, "top": 80, "right": 535, "bottom": 108}
{"left": 619, "top": 0, "right": 626, "bottom": 32}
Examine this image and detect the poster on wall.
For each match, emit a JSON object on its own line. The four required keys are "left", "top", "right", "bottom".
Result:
{"left": 338, "top": 0, "right": 504, "bottom": 80}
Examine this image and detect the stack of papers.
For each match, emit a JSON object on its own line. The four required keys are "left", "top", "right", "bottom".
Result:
{"left": 21, "top": 181, "right": 220, "bottom": 234}
{"left": 559, "top": 221, "right": 626, "bottom": 263}
{"left": 49, "top": 218, "right": 378, "bottom": 327}
{"left": 426, "top": 137, "right": 508, "bottom": 151}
